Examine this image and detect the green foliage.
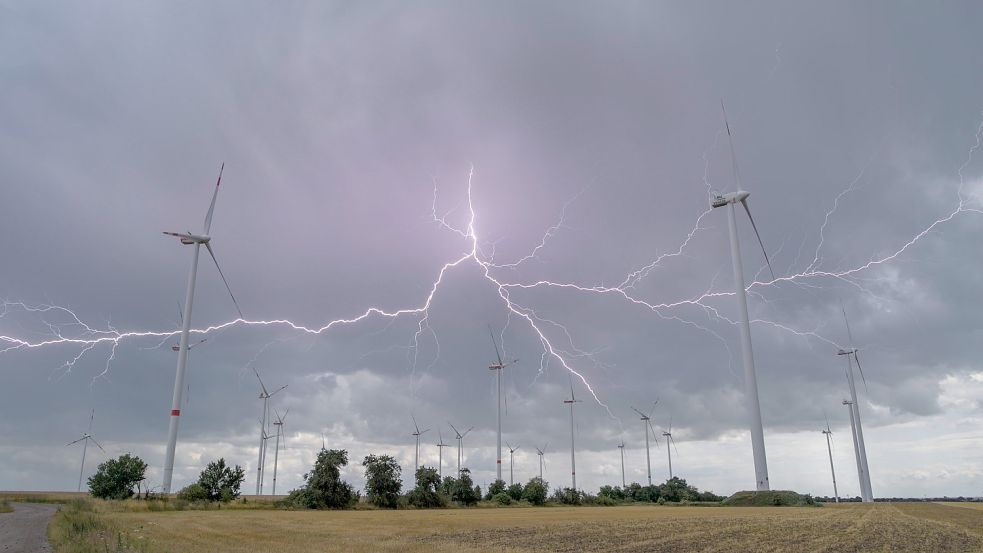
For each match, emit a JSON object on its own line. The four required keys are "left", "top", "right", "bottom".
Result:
{"left": 362, "top": 454, "right": 402, "bottom": 509}
{"left": 492, "top": 492, "right": 512, "bottom": 505}
{"left": 506, "top": 483, "right": 524, "bottom": 501}
{"left": 551, "top": 487, "right": 581, "bottom": 505}
{"left": 598, "top": 485, "right": 626, "bottom": 501}
{"left": 195, "top": 458, "right": 245, "bottom": 502}
{"left": 450, "top": 469, "right": 480, "bottom": 506}
{"left": 722, "top": 490, "right": 818, "bottom": 507}
{"left": 87, "top": 453, "right": 147, "bottom": 500}
{"left": 290, "top": 449, "right": 357, "bottom": 509}
{"left": 659, "top": 477, "right": 697, "bottom": 502}
{"left": 175, "top": 483, "right": 209, "bottom": 502}
{"left": 485, "top": 479, "right": 506, "bottom": 500}
{"left": 407, "top": 466, "right": 447, "bottom": 508}
{"left": 521, "top": 477, "right": 549, "bottom": 506}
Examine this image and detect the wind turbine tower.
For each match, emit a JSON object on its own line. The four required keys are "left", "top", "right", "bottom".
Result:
{"left": 563, "top": 383, "right": 581, "bottom": 490}
{"left": 271, "top": 408, "right": 288, "bottom": 496}
{"left": 67, "top": 410, "right": 104, "bottom": 492}
{"left": 253, "top": 368, "right": 286, "bottom": 496}
{"left": 617, "top": 442, "right": 626, "bottom": 488}
{"left": 630, "top": 403, "right": 659, "bottom": 486}
{"left": 436, "top": 430, "right": 450, "bottom": 480}
{"left": 838, "top": 308, "right": 874, "bottom": 502}
{"left": 535, "top": 443, "right": 548, "bottom": 481}
{"left": 662, "top": 417, "right": 678, "bottom": 480}
{"left": 487, "top": 328, "right": 518, "bottom": 483}
{"left": 411, "top": 416, "right": 430, "bottom": 485}
{"left": 822, "top": 418, "right": 839, "bottom": 503}
{"left": 506, "top": 442, "right": 520, "bottom": 486}
{"left": 162, "top": 164, "right": 243, "bottom": 494}
{"left": 710, "top": 105, "right": 775, "bottom": 491}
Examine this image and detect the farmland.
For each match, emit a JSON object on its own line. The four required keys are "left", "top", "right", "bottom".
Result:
{"left": 40, "top": 499, "right": 983, "bottom": 553}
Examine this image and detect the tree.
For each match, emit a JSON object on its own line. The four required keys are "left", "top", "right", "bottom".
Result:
{"left": 506, "top": 483, "right": 524, "bottom": 502}
{"left": 551, "top": 487, "right": 581, "bottom": 505}
{"left": 362, "top": 454, "right": 402, "bottom": 509}
{"left": 195, "top": 458, "right": 245, "bottom": 502}
{"left": 407, "top": 467, "right": 446, "bottom": 508}
{"left": 88, "top": 453, "right": 147, "bottom": 500}
{"left": 659, "top": 477, "right": 696, "bottom": 503}
{"left": 450, "top": 468, "right": 479, "bottom": 506}
{"left": 522, "top": 477, "right": 549, "bottom": 506}
{"left": 289, "top": 449, "right": 357, "bottom": 509}
{"left": 485, "top": 479, "right": 506, "bottom": 500}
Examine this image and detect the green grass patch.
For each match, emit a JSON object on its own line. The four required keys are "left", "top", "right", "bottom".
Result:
{"left": 48, "top": 498, "right": 149, "bottom": 553}
{"left": 0, "top": 498, "right": 12, "bottom": 513}
{"left": 722, "top": 490, "right": 819, "bottom": 507}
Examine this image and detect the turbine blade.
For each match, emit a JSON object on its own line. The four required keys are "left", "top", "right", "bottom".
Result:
{"left": 670, "top": 435, "right": 679, "bottom": 457}
{"left": 89, "top": 437, "right": 105, "bottom": 452}
{"left": 630, "top": 406, "right": 646, "bottom": 419}
{"left": 649, "top": 421, "right": 661, "bottom": 446}
{"left": 412, "top": 415, "right": 420, "bottom": 434}
{"left": 668, "top": 415, "right": 672, "bottom": 434}
{"left": 721, "top": 100, "right": 743, "bottom": 192}
{"left": 740, "top": 199, "right": 775, "bottom": 280}
{"left": 203, "top": 163, "right": 224, "bottom": 234}
{"left": 647, "top": 399, "right": 659, "bottom": 418}
{"left": 488, "top": 325, "right": 504, "bottom": 367}
{"left": 854, "top": 351, "right": 869, "bottom": 393}
{"left": 204, "top": 242, "right": 243, "bottom": 319}
{"left": 269, "top": 384, "right": 287, "bottom": 397}
{"left": 841, "top": 305, "right": 856, "bottom": 346}
{"left": 448, "top": 422, "right": 460, "bottom": 437}
{"left": 252, "top": 367, "right": 269, "bottom": 396}
{"left": 824, "top": 410, "right": 831, "bottom": 432}
{"left": 67, "top": 436, "right": 86, "bottom": 446}
{"left": 463, "top": 426, "right": 473, "bottom": 437}
{"left": 88, "top": 409, "right": 95, "bottom": 432}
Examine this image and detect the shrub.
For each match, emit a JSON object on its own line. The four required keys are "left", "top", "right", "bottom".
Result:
{"left": 407, "top": 467, "right": 447, "bottom": 508}
{"left": 362, "top": 454, "right": 402, "bottom": 509}
{"left": 290, "top": 449, "right": 357, "bottom": 509}
{"left": 551, "top": 487, "right": 581, "bottom": 505}
{"left": 522, "top": 477, "right": 549, "bottom": 506}
{"left": 492, "top": 492, "right": 512, "bottom": 505}
{"left": 485, "top": 479, "right": 506, "bottom": 500}
{"left": 657, "top": 496, "right": 666, "bottom": 505}
{"left": 176, "top": 483, "right": 209, "bottom": 502}
{"left": 88, "top": 453, "right": 147, "bottom": 500}
{"left": 506, "top": 483, "right": 524, "bottom": 502}
{"left": 451, "top": 469, "right": 480, "bottom": 506}
{"left": 196, "top": 458, "right": 246, "bottom": 502}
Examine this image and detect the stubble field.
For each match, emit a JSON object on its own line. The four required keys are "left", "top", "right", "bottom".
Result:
{"left": 85, "top": 501, "right": 983, "bottom": 553}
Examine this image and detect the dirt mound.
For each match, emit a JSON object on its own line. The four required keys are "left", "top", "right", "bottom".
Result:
{"left": 722, "top": 490, "right": 819, "bottom": 507}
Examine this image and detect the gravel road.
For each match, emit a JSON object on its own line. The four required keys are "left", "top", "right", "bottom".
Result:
{"left": 0, "top": 503, "right": 58, "bottom": 553}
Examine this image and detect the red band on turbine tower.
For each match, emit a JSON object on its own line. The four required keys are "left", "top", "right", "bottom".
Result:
{"left": 171, "top": 409, "right": 181, "bottom": 416}
{"left": 497, "top": 460, "right": 501, "bottom": 464}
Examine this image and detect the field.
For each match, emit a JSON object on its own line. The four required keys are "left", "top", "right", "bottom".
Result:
{"left": 45, "top": 500, "right": 983, "bottom": 553}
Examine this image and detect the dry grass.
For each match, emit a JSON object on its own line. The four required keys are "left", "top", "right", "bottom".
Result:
{"left": 79, "top": 502, "right": 983, "bottom": 553}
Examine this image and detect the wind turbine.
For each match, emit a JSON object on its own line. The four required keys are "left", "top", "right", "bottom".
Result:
{"left": 838, "top": 308, "right": 874, "bottom": 502}
{"left": 67, "top": 410, "right": 104, "bottom": 492}
{"left": 630, "top": 402, "right": 659, "bottom": 486}
{"left": 822, "top": 415, "right": 839, "bottom": 503}
{"left": 662, "top": 417, "right": 678, "bottom": 480}
{"left": 436, "top": 430, "right": 451, "bottom": 480}
{"left": 617, "top": 442, "right": 626, "bottom": 488}
{"left": 709, "top": 104, "right": 775, "bottom": 491}
{"left": 411, "top": 416, "right": 430, "bottom": 485}
{"left": 271, "top": 408, "right": 288, "bottom": 496}
{"left": 487, "top": 327, "right": 518, "bottom": 483}
{"left": 563, "top": 382, "right": 581, "bottom": 490}
{"left": 448, "top": 422, "right": 472, "bottom": 478}
{"left": 843, "top": 399, "right": 864, "bottom": 501}
{"left": 253, "top": 368, "right": 286, "bottom": 496}
{"left": 162, "top": 164, "right": 243, "bottom": 494}
{"left": 535, "top": 443, "right": 548, "bottom": 481}
{"left": 506, "top": 442, "right": 520, "bottom": 486}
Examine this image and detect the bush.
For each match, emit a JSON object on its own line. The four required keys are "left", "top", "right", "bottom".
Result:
{"left": 551, "top": 487, "right": 581, "bottom": 505}
{"left": 485, "top": 479, "right": 506, "bottom": 500}
{"left": 196, "top": 458, "right": 246, "bottom": 502}
{"left": 289, "top": 449, "right": 357, "bottom": 509}
{"left": 492, "top": 492, "right": 512, "bottom": 505}
{"left": 506, "top": 483, "right": 524, "bottom": 502}
{"left": 88, "top": 453, "right": 147, "bottom": 500}
{"left": 407, "top": 467, "right": 447, "bottom": 508}
{"left": 362, "top": 454, "right": 402, "bottom": 509}
{"left": 450, "top": 469, "right": 480, "bottom": 506}
{"left": 657, "top": 496, "right": 666, "bottom": 505}
{"left": 176, "top": 483, "right": 209, "bottom": 502}
{"left": 522, "top": 477, "right": 549, "bottom": 506}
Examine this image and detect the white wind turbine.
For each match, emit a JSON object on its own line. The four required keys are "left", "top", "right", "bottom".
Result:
{"left": 563, "top": 382, "right": 581, "bottom": 490}
{"left": 253, "top": 368, "right": 286, "bottom": 496}
{"left": 822, "top": 414, "right": 839, "bottom": 503}
{"left": 487, "top": 327, "right": 518, "bottom": 483}
{"left": 617, "top": 441, "right": 626, "bottom": 488}
{"left": 448, "top": 422, "right": 473, "bottom": 478}
{"left": 436, "top": 430, "right": 451, "bottom": 480}
{"left": 506, "top": 442, "right": 520, "bottom": 486}
{"left": 535, "top": 443, "right": 549, "bottom": 481}
{"left": 411, "top": 416, "right": 430, "bottom": 485}
{"left": 630, "top": 402, "right": 660, "bottom": 486}
{"left": 67, "top": 409, "right": 104, "bottom": 492}
{"left": 661, "top": 416, "right": 679, "bottom": 480}
{"left": 838, "top": 308, "right": 874, "bottom": 503}
{"left": 710, "top": 104, "right": 776, "bottom": 491}
{"left": 271, "top": 408, "right": 289, "bottom": 496}
{"left": 162, "top": 164, "right": 243, "bottom": 494}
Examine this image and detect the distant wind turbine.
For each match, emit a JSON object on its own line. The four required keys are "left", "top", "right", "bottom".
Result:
{"left": 436, "top": 430, "right": 451, "bottom": 480}
{"left": 411, "top": 416, "right": 430, "bottom": 485}
{"left": 661, "top": 417, "right": 678, "bottom": 480}
{"left": 822, "top": 415, "right": 839, "bottom": 503}
{"left": 535, "top": 443, "right": 548, "bottom": 481}
{"left": 563, "top": 382, "right": 581, "bottom": 490}
{"left": 162, "top": 164, "right": 243, "bottom": 494}
{"left": 448, "top": 422, "right": 472, "bottom": 478}
{"left": 630, "top": 402, "right": 659, "bottom": 486}
{"left": 710, "top": 104, "right": 775, "bottom": 491}
{"left": 838, "top": 308, "right": 874, "bottom": 502}
{"left": 67, "top": 410, "right": 104, "bottom": 492}
{"left": 271, "top": 408, "right": 289, "bottom": 496}
{"left": 253, "top": 368, "right": 286, "bottom": 496}
{"left": 506, "top": 442, "right": 520, "bottom": 486}
{"left": 617, "top": 441, "right": 626, "bottom": 488}
{"left": 487, "top": 327, "right": 518, "bottom": 483}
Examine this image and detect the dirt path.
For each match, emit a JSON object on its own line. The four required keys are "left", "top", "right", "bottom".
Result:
{"left": 0, "top": 503, "right": 59, "bottom": 553}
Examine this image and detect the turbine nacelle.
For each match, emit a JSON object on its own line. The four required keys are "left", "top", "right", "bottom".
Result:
{"left": 163, "top": 231, "right": 211, "bottom": 245}
{"left": 837, "top": 348, "right": 858, "bottom": 356}
{"left": 710, "top": 190, "right": 750, "bottom": 208}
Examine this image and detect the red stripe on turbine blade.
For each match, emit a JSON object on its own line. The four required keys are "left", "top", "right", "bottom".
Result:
{"left": 171, "top": 409, "right": 181, "bottom": 416}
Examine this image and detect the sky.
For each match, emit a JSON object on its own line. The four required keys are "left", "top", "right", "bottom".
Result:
{"left": 2, "top": 1, "right": 983, "bottom": 499}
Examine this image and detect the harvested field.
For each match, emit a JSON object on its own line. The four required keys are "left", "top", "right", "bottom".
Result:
{"left": 84, "top": 502, "right": 983, "bottom": 553}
